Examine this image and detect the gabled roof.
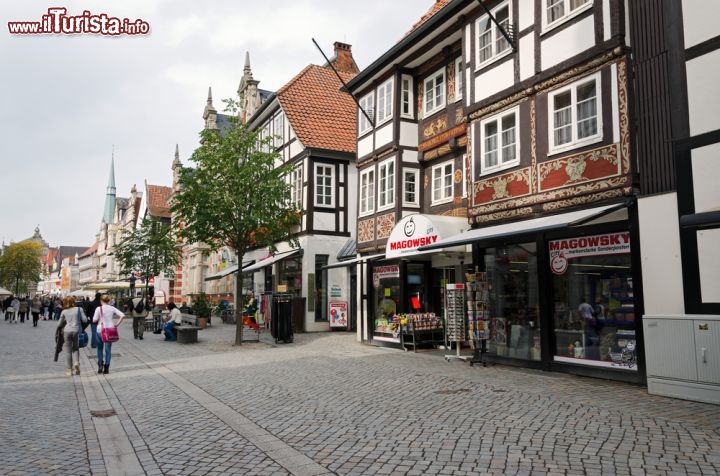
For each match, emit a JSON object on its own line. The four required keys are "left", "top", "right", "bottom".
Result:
{"left": 79, "top": 241, "right": 99, "bottom": 258}
{"left": 405, "top": 0, "right": 452, "bottom": 37}
{"left": 146, "top": 185, "right": 172, "bottom": 218}
{"left": 57, "top": 246, "right": 89, "bottom": 260}
{"left": 276, "top": 65, "right": 357, "bottom": 154}
{"left": 44, "top": 248, "right": 59, "bottom": 266}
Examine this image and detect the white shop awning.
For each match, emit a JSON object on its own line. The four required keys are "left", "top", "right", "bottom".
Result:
{"left": 385, "top": 214, "right": 470, "bottom": 259}
{"left": 204, "top": 261, "right": 254, "bottom": 282}
{"left": 419, "top": 203, "right": 627, "bottom": 252}
{"left": 320, "top": 253, "right": 385, "bottom": 271}
{"left": 241, "top": 249, "right": 301, "bottom": 273}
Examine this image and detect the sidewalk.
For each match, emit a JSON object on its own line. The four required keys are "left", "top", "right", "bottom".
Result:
{"left": 1, "top": 318, "right": 719, "bottom": 475}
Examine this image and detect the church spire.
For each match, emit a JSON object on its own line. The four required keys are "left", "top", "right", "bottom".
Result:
{"left": 103, "top": 149, "right": 117, "bottom": 224}
{"left": 207, "top": 86, "right": 213, "bottom": 106}
{"left": 203, "top": 86, "right": 218, "bottom": 130}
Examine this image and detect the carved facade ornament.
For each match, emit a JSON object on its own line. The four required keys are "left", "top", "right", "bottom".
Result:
{"left": 474, "top": 169, "right": 531, "bottom": 202}
{"left": 538, "top": 144, "right": 620, "bottom": 186}
{"left": 541, "top": 188, "right": 630, "bottom": 211}
{"left": 565, "top": 156, "right": 587, "bottom": 182}
{"left": 358, "top": 218, "right": 375, "bottom": 243}
{"left": 470, "top": 207, "right": 534, "bottom": 224}
{"left": 417, "top": 82, "right": 424, "bottom": 120}
{"left": 529, "top": 98, "right": 538, "bottom": 191}
{"left": 424, "top": 175, "right": 430, "bottom": 188}
{"left": 455, "top": 106, "right": 466, "bottom": 125}
{"left": 447, "top": 63, "right": 456, "bottom": 104}
{"left": 617, "top": 60, "right": 631, "bottom": 172}
{"left": 454, "top": 169, "right": 463, "bottom": 184}
{"left": 423, "top": 117, "right": 448, "bottom": 138}
{"left": 376, "top": 213, "right": 395, "bottom": 239}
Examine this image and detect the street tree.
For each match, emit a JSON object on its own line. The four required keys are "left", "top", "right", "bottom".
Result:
{"left": 0, "top": 241, "right": 43, "bottom": 295}
{"left": 112, "top": 216, "right": 183, "bottom": 301}
{"left": 172, "top": 99, "right": 301, "bottom": 345}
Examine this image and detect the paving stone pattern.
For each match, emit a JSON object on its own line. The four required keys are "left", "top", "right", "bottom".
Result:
{"left": 1, "top": 318, "right": 720, "bottom": 475}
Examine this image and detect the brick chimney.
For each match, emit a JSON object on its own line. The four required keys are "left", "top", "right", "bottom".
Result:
{"left": 331, "top": 41, "right": 359, "bottom": 75}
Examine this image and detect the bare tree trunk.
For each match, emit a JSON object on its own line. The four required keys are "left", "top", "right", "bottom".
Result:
{"left": 234, "top": 253, "right": 244, "bottom": 346}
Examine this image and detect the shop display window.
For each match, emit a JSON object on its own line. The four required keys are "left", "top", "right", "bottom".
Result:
{"left": 372, "top": 264, "right": 401, "bottom": 342}
{"left": 484, "top": 243, "right": 541, "bottom": 361}
{"left": 551, "top": 237, "right": 636, "bottom": 370}
{"left": 406, "top": 263, "right": 426, "bottom": 313}
{"left": 278, "top": 257, "right": 302, "bottom": 296}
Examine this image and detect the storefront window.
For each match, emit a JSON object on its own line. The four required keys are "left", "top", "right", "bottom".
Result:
{"left": 278, "top": 257, "right": 302, "bottom": 296}
{"left": 315, "top": 255, "right": 328, "bottom": 321}
{"left": 406, "top": 263, "right": 426, "bottom": 312}
{"left": 373, "top": 264, "right": 401, "bottom": 342}
{"left": 550, "top": 232, "right": 636, "bottom": 370}
{"left": 485, "top": 243, "right": 541, "bottom": 361}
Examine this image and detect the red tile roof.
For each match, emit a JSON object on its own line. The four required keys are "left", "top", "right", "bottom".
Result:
{"left": 404, "top": 0, "right": 452, "bottom": 37}
{"left": 44, "top": 248, "right": 59, "bottom": 266}
{"left": 276, "top": 65, "right": 357, "bottom": 154}
{"left": 146, "top": 185, "right": 172, "bottom": 218}
{"left": 79, "top": 241, "right": 98, "bottom": 258}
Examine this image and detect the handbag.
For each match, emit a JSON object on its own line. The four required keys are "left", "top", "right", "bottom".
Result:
{"left": 77, "top": 309, "right": 89, "bottom": 348}
{"left": 99, "top": 306, "right": 120, "bottom": 343}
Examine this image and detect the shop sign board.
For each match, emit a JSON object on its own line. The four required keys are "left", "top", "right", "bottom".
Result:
{"left": 549, "top": 232, "right": 631, "bottom": 275}
{"left": 386, "top": 215, "right": 440, "bottom": 259}
{"left": 329, "top": 301, "right": 348, "bottom": 328}
{"left": 330, "top": 285, "right": 342, "bottom": 298}
{"left": 372, "top": 265, "right": 399, "bottom": 288}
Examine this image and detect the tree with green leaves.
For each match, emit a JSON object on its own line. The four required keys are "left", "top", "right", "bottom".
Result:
{"left": 172, "top": 99, "right": 301, "bottom": 345}
{"left": 0, "top": 241, "right": 43, "bottom": 295}
{"left": 112, "top": 216, "right": 183, "bottom": 300}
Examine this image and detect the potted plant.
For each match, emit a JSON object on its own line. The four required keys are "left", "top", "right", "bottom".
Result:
{"left": 192, "top": 293, "right": 211, "bottom": 329}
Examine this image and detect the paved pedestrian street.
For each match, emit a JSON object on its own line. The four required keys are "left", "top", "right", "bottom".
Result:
{"left": 1, "top": 319, "right": 719, "bottom": 476}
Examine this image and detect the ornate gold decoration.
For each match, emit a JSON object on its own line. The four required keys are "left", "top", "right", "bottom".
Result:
{"left": 424, "top": 175, "right": 429, "bottom": 188}
{"left": 455, "top": 107, "right": 466, "bottom": 124}
{"left": 447, "top": 63, "right": 456, "bottom": 104}
{"left": 376, "top": 213, "right": 395, "bottom": 239}
{"left": 617, "top": 59, "right": 631, "bottom": 172}
{"left": 454, "top": 169, "right": 463, "bottom": 184}
{"left": 541, "top": 188, "right": 631, "bottom": 211}
{"left": 417, "top": 81, "right": 424, "bottom": 120}
{"left": 423, "top": 117, "right": 448, "bottom": 138}
{"left": 565, "top": 156, "right": 587, "bottom": 182}
{"left": 473, "top": 168, "right": 531, "bottom": 202}
{"left": 538, "top": 144, "right": 620, "bottom": 186}
{"left": 358, "top": 218, "right": 375, "bottom": 243}
{"left": 529, "top": 98, "right": 538, "bottom": 192}
{"left": 470, "top": 207, "right": 534, "bottom": 224}
{"left": 442, "top": 207, "right": 467, "bottom": 217}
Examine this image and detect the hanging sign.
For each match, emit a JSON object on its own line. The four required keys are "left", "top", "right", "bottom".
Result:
{"left": 372, "top": 265, "right": 399, "bottom": 288}
{"left": 549, "top": 231, "right": 631, "bottom": 275}
{"left": 386, "top": 215, "right": 440, "bottom": 258}
{"left": 329, "top": 301, "right": 348, "bottom": 328}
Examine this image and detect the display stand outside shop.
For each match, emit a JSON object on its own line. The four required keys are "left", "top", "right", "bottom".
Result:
{"left": 466, "top": 272, "right": 490, "bottom": 366}
{"left": 445, "top": 283, "right": 470, "bottom": 362}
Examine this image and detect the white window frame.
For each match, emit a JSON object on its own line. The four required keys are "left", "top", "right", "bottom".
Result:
{"left": 479, "top": 106, "right": 521, "bottom": 176}
{"left": 314, "top": 164, "right": 334, "bottom": 208}
{"left": 262, "top": 123, "right": 271, "bottom": 152}
{"left": 431, "top": 160, "right": 454, "bottom": 206}
{"left": 401, "top": 74, "right": 414, "bottom": 119}
{"left": 403, "top": 169, "right": 420, "bottom": 207}
{"left": 273, "top": 113, "right": 284, "bottom": 149}
{"left": 474, "top": 0, "right": 513, "bottom": 70}
{"left": 423, "top": 67, "right": 446, "bottom": 117}
{"left": 376, "top": 78, "right": 394, "bottom": 126}
{"left": 455, "top": 57, "right": 463, "bottom": 102}
{"left": 359, "top": 167, "right": 375, "bottom": 216}
{"left": 358, "top": 91, "right": 374, "bottom": 136}
{"left": 547, "top": 72, "right": 603, "bottom": 155}
{"left": 377, "top": 157, "right": 395, "bottom": 211}
{"left": 542, "top": 0, "right": 594, "bottom": 34}
{"left": 291, "top": 165, "right": 303, "bottom": 207}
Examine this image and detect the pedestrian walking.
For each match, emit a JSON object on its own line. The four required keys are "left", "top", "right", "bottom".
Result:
{"left": 53, "top": 298, "right": 62, "bottom": 321}
{"left": 18, "top": 298, "right": 28, "bottom": 323}
{"left": 57, "top": 297, "right": 88, "bottom": 376}
{"left": 10, "top": 297, "right": 20, "bottom": 323}
{"left": 31, "top": 296, "right": 41, "bottom": 327}
{"left": 42, "top": 296, "right": 50, "bottom": 319}
{"left": 88, "top": 293, "right": 101, "bottom": 349}
{"left": 92, "top": 294, "right": 125, "bottom": 374}
{"left": 131, "top": 294, "right": 148, "bottom": 340}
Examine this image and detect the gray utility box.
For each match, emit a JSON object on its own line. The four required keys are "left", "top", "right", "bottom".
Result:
{"left": 643, "top": 314, "right": 720, "bottom": 404}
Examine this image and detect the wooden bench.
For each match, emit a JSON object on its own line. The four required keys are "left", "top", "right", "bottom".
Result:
{"left": 175, "top": 314, "right": 201, "bottom": 343}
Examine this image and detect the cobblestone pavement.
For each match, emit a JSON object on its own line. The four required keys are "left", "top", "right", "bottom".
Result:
{"left": 1, "top": 318, "right": 719, "bottom": 475}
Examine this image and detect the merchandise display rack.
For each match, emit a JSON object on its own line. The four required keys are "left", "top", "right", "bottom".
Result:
{"left": 403, "top": 313, "right": 444, "bottom": 352}
{"left": 466, "top": 272, "right": 490, "bottom": 366}
{"left": 444, "top": 283, "right": 470, "bottom": 362}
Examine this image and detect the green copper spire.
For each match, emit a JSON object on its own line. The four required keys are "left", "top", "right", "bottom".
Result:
{"left": 103, "top": 149, "right": 116, "bottom": 224}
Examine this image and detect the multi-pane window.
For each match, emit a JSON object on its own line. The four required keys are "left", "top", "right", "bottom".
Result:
{"left": 401, "top": 75, "right": 413, "bottom": 118}
{"left": 481, "top": 107, "right": 518, "bottom": 173}
{"left": 403, "top": 170, "right": 420, "bottom": 207}
{"left": 273, "top": 114, "right": 284, "bottom": 148}
{"left": 262, "top": 124, "right": 271, "bottom": 152}
{"left": 359, "top": 168, "right": 375, "bottom": 215}
{"left": 423, "top": 68, "right": 446, "bottom": 116}
{"left": 549, "top": 73, "right": 601, "bottom": 152}
{"left": 358, "top": 92, "right": 374, "bottom": 135}
{"left": 315, "top": 164, "right": 334, "bottom": 207}
{"left": 545, "top": 0, "right": 592, "bottom": 28}
{"left": 291, "top": 166, "right": 302, "bottom": 207}
{"left": 475, "top": 1, "right": 511, "bottom": 67}
{"left": 455, "top": 58, "right": 463, "bottom": 101}
{"left": 377, "top": 78, "right": 393, "bottom": 124}
{"left": 432, "top": 161, "right": 454, "bottom": 204}
{"left": 378, "top": 158, "right": 395, "bottom": 210}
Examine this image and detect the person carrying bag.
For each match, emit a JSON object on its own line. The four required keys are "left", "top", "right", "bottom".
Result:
{"left": 57, "top": 297, "right": 88, "bottom": 376}
{"left": 92, "top": 295, "right": 125, "bottom": 375}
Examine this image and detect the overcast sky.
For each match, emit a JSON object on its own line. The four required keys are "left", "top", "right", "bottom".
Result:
{"left": 0, "top": 0, "right": 430, "bottom": 248}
